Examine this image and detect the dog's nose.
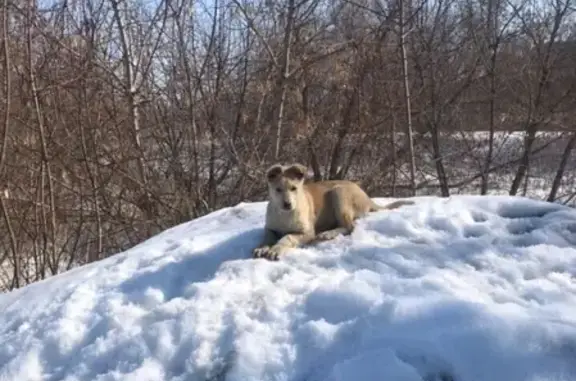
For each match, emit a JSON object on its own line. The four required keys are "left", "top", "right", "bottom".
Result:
{"left": 283, "top": 201, "right": 292, "bottom": 210}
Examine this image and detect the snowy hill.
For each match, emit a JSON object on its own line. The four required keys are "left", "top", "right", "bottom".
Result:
{"left": 1, "top": 196, "right": 576, "bottom": 381}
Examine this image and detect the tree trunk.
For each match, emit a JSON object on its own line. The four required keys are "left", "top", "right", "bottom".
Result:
{"left": 510, "top": 128, "right": 536, "bottom": 195}
{"left": 430, "top": 122, "right": 450, "bottom": 197}
{"left": 274, "top": 0, "right": 296, "bottom": 160}
{"left": 109, "top": 0, "right": 148, "bottom": 188}
{"left": 481, "top": 22, "right": 498, "bottom": 194}
{"left": 547, "top": 131, "right": 576, "bottom": 202}
{"left": 399, "top": 0, "right": 417, "bottom": 196}
{"left": 28, "top": 0, "right": 58, "bottom": 276}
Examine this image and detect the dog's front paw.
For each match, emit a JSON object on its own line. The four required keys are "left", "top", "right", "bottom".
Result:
{"left": 253, "top": 245, "right": 284, "bottom": 261}
{"left": 263, "top": 246, "right": 284, "bottom": 261}
{"left": 253, "top": 246, "right": 270, "bottom": 259}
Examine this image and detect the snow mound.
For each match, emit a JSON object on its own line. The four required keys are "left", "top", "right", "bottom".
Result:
{"left": 1, "top": 195, "right": 576, "bottom": 381}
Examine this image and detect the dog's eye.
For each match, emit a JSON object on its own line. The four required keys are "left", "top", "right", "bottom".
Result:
{"left": 276, "top": 188, "right": 282, "bottom": 193}
{"left": 290, "top": 186, "right": 297, "bottom": 191}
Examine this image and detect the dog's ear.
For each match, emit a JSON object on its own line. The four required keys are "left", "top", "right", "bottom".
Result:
{"left": 266, "top": 164, "right": 283, "bottom": 182}
{"left": 283, "top": 163, "right": 308, "bottom": 181}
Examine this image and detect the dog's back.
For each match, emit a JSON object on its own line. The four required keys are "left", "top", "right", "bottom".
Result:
{"left": 303, "top": 180, "right": 378, "bottom": 232}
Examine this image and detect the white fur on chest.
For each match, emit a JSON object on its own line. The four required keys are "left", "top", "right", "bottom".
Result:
{"left": 265, "top": 204, "right": 313, "bottom": 235}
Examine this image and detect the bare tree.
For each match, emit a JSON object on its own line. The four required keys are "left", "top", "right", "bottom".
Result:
{"left": 508, "top": 0, "right": 573, "bottom": 195}
{"left": 398, "top": 0, "right": 416, "bottom": 196}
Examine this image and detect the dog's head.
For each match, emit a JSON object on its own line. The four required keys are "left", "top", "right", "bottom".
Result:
{"left": 265, "top": 163, "right": 308, "bottom": 212}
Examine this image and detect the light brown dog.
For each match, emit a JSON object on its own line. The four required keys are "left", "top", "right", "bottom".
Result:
{"left": 252, "top": 163, "right": 414, "bottom": 260}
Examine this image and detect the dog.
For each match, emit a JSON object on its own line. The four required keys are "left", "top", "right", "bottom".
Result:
{"left": 252, "top": 163, "right": 414, "bottom": 260}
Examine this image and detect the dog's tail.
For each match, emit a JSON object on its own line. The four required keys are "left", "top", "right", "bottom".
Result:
{"left": 370, "top": 199, "right": 415, "bottom": 212}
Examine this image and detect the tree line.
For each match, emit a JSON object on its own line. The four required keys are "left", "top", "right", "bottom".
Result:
{"left": 0, "top": 0, "right": 575, "bottom": 290}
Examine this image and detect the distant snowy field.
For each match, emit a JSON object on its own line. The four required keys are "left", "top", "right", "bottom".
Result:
{"left": 383, "top": 131, "right": 576, "bottom": 204}
{"left": 2, "top": 196, "right": 576, "bottom": 381}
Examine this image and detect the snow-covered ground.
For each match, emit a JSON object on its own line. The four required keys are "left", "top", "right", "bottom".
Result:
{"left": 1, "top": 196, "right": 576, "bottom": 381}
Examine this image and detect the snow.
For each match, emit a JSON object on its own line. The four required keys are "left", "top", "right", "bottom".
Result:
{"left": 2, "top": 195, "right": 576, "bottom": 381}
